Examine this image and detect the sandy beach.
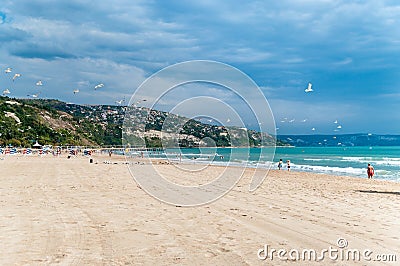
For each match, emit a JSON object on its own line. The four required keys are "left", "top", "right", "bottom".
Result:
{"left": 0, "top": 154, "right": 399, "bottom": 265}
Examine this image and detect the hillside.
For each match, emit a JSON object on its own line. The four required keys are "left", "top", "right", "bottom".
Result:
{"left": 0, "top": 97, "right": 118, "bottom": 147}
{"left": 0, "top": 97, "right": 282, "bottom": 148}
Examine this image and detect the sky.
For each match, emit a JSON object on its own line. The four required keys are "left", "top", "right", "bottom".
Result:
{"left": 0, "top": 0, "right": 399, "bottom": 134}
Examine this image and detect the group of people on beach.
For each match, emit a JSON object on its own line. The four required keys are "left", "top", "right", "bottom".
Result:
{"left": 277, "top": 158, "right": 375, "bottom": 178}
{"left": 277, "top": 159, "right": 290, "bottom": 171}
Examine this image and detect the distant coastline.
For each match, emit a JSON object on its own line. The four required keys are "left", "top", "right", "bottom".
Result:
{"left": 278, "top": 133, "right": 400, "bottom": 147}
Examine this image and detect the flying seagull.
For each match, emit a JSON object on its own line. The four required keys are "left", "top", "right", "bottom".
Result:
{"left": 36, "top": 80, "right": 43, "bottom": 86}
{"left": 5, "top": 67, "right": 12, "bottom": 73}
{"left": 115, "top": 99, "right": 125, "bottom": 105}
{"left": 73, "top": 89, "right": 80, "bottom": 94}
{"left": 305, "top": 82, "right": 313, "bottom": 93}
{"left": 334, "top": 120, "right": 338, "bottom": 124}
{"left": 27, "top": 92, "right": 41, "bottom": 98}
{"left": 311, "top": 127, "right": 316, "bottom": 131}
{"left": 2, "top": 89, "right": 10, "bottom": 95}
{"left": 13, "top": 73, "right": 21, "bottom": 81}
{"left": 94, "top": 83, "right": 104, "bottom": 90}
{"left": 337, "top": 125, "right": 342, "bottom": 129}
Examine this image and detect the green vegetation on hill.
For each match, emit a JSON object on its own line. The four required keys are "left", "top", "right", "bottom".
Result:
{"left": 0, "top": 97, "right": 286, "bottom": 148}
{"left": 0, "top": 97, "right": 120, "bottom": 147}
{"left": 22, "top": 99, "right": 123, "bottom": 146}
{"left": 0, "top": 98, "right": 74, "bottom": 146}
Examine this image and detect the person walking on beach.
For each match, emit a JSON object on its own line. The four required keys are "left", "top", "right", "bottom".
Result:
{"left": 287, "top": 160, "right": 291, "bottom": 171}
{"left": 367, "top": 163, "right": 374, "bottom": 179}
{"left": 278, "top": 159, "right": 283, "bottom": 170}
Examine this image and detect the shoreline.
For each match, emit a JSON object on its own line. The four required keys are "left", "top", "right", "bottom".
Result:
{"left": 2, "top": 145, "right": 398, "bottom": 177}
{"left": 2, "top": 152, "right": 398, "bottom": 184}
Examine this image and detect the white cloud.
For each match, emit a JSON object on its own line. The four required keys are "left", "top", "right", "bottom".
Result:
{"left": 334, "top": 58, "right": 353, "bottom": 65}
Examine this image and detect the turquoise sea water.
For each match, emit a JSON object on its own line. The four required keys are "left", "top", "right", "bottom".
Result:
{"left": 274, "top": 146, "right": 400, "bottom": 181}
{"left": 143, "top": 146, "right": 400, "bottom": 182}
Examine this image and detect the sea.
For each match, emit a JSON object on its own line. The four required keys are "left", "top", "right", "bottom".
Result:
{"left": 140, "top": 146, "right": 400, "bottom": 182}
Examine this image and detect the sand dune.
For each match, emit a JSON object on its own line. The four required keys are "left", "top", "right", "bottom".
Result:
{"left": 0, "top": 155, "right": 399, "bottom": 265}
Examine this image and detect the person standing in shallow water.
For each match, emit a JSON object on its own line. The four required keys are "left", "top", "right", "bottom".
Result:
{"left": 278, "top": 159, "right": 283, "bottom": 170}
{"left": 367, "top": 163, "right": 375, "bottom": 179}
